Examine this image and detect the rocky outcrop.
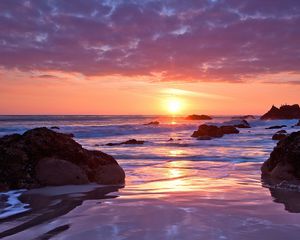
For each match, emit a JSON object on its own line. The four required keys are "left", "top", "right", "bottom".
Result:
{"left": 144, "top": 121, "right": 159, "bottom": 125}
{"left": 0, "top": 128, "right": 125, "bottom": 190}
{"left": 261, "top": 131, "right": 300, "bottom": 181}
{"left": 192, "top": 124, "right": 239, "bottom": 139}
{"left": 261, "top": 104, "right": 300, "bottom": 120}
{"left": 186, "top": 114, "right": 212, "bottom": 120}
{"left": 106, "top": 139, "right": 145, "bottom": 146}
{"left": 266, "top": 125, "right": 287, "bottom": 129}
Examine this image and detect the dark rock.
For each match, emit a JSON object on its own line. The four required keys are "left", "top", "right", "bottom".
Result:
{"left": 272, "top": 133, "right": 287, "bottom": 141}
{"left": 186, "top": 114, "right": 212, "bottom": 120}
{"left": 144, "top": 121, "right": 159, "bottom": 125}
{"left": 106, "top": 139, "right": 145, "bottom": 146}
{"left": 168, "top": 138, "right": 174, "bottom": 141}
{"left": 191, "top": 124, "right": 240, "bottom": 139}
{"left": 296, "top": 120, "right": 300, "bottom": 126}
{"left": 261, "top": 131, "right": 300, "bottom": 181}
{"left": 261, "top": 104, "right": 300, "bottom": 120}
{"left": 220, "top": 126, "right": 240, "bottom": 134}
{"left": 266, "top": 125, "right": 287, "bottom": 129}
{"left": 276, "top": 130, "right": 287, "bottom": 134}
{"left": 0, "top": 127, "right": 125, "bottom": 190}
{"left": 50, "top": 126, "right": 60, "bottom": 130}
{"left": 191, "top": 125, "right": 223, "bottom": 138}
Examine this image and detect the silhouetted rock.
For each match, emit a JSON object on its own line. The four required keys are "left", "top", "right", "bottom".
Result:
{"left": 0, "top": 128, "right": 125, "bottom": 190}
{"left": 106, "top": 139, "right": 145, "bottom": 146}
{"left": 50, "top": 126, "right": 60, "bottom": 130}
{"left": 220, "top": 126, "right": 240, "bottom": 134}
{"left": 296, "top": 120, "right": 300, "bottom": 126}
{"left": 261, "top": 131, "right": 300, "bottom": 181}
{"left": 191, "top": 125, "right": 223, "bottom": 138}
{"left": 186, "top": 114, "right": 212, "bottom": 120}
{"left": 144, "top": 121, "right": 159, "bottom": 125}
{"left": 272, "top": 133, "right": 287, "bottom": 141}
{"left": 167, "top": 138, "right": 174, "bottom": 141}
{"left": 191, "top": 124, "right": 239, "bottom": 139}
{"left": 221, "top": 119, "right": 251, "bottom": 128}
{"left": 231, "top": 115, "right": 255, "bottom": 120}
{"left": 261, "top": 104, "right": 300, "bottom": 120}
{"left": 266, "top": 125, "right": 287, "bottom": 129}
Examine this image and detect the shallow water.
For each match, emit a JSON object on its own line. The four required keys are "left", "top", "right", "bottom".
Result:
{"left": 1, "top": 115, "right": 300, "bottom": 239}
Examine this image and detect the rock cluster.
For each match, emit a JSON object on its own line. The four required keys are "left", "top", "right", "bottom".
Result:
{"left": 0, "top": 128, "right": 125, "bottom": 190}
{"left": 261, "top": 104, "right": 300, "bottom": 120}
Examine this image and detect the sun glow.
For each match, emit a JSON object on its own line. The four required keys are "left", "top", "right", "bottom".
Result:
{"left": 166, "top": 98, "right": 182, "bottom": 114}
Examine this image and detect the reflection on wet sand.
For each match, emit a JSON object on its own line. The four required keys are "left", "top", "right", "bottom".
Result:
{"left": 0, "top": 185, "right": 122, "bottom": 239}
{"left": 262, "top": 177, "right": 300, "bottom": 213}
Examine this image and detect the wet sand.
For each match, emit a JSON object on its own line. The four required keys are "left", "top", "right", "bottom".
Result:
{"left": 1, "top": 161, "right": 300, "bottom": 240}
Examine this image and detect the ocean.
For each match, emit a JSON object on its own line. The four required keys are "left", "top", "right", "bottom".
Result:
{"left": 1, "top": 115, "right": 300, "bottom": 239}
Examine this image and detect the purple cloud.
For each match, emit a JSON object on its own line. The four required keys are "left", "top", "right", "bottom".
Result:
{"left": 0, "top": 0, "right": 300, "bottom": 81}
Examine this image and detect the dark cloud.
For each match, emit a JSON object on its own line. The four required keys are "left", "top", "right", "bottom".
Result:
{"left": 0, "top": 0, "right": 300, "bottom": 81}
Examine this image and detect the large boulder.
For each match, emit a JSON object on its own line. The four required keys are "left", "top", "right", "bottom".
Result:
{"left": 0, "top": 127, "right": 125, "bottom": 190}
{"left": 261, "top": 104, "right": 300, "bottom": 120}
{"left": 261, "top": 131, "right": 300, "bottom": 181}
{"left": 186, "top": 114, "right": 212, "bottom": 120}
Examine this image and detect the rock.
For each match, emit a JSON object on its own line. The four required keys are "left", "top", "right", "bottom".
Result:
{"left": 266, "top": 125, "right": 287, "bottom": 129}
{"left": 231, "top": 115, "right": 256, "bottom": 120}
{"left": 191, "top": 125, "right": 223, "bottom": 138}
{"left": 167, "top": 138, "right": 174, "bottom": 141}
{"left": 220, "top": 126, "right": 240, "bottom": 134}
{"left": 35, "top": 158, "right": 89, "bottom": 185}
{"left": 296, "top": 120, "right": 300, "bottom": 126}
{"left": 261, "top": 131, "right": 300, "bottom": 181}
{"left": 261, "top": 104, "right": 300, "bottom": 120}
{"left": 191, "top": 124, "right": 240, "bottom": 139}
{"left": 186, "top": 114, "right": 212, "bottom": 120}
{"left": 144, "top": 121, "right": 159, "bottom": 125}
{"left": 221, "top": 119, "right": 251, "bottom": 128}
{"left": 50, "top": 126, "right": 60, "bottom": 130}
{"left": 272, "top": 133, "right": 287, "bottom": 141}
{"left": 0, "top": 127, "right": 125, "bottom": 190}
{"left": 276, "top": 130, "right": 287, "bottom": 134}
{"left": 106, "top": 139, "right": 145, "bottom": 146}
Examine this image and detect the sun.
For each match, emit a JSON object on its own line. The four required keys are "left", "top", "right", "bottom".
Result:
{"left": 166, "top": 98, "right": 182, "bottom": 114}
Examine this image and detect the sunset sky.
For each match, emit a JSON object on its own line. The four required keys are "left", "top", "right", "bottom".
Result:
{"left": 1, "top": 0, "right": 300, "bottom": 115}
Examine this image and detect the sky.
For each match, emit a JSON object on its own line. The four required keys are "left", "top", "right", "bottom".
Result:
{"left": 0, "top": 0, "right": 300, "bottom": 115}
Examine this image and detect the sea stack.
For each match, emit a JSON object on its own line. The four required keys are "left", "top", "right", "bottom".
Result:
{"left": 0, "top": 128, "right": 125, "bottom": 190}
{"left": 261, "top": 104, "right": 300, "bottom": 120}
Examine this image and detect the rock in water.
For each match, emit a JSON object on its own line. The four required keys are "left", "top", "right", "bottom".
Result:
{"left": 296, "top": 120, "right": 300, "bottom": 126}
{"left": 261, "top": 104, "right": 300, "bottom": 120}
{"left": 261, "top": 131, "right": 300, "bottom": 181}
{"left": 220, "top": 126, "right": 240, "bottom": 134}
{"left": 186, "top": 114, "right": 212, "bottom": 120}
{"left": 221, "top": 119, "right": 251, "bottom": 128}
{"left": 266, "top": 125, "right": 287, "bottom": 129}
{"left": 144, "top": 121, "right": 159, "bottom": 125}
{"left": 191, "top": 125, "right": 224, "bottom": 138}
{"left": 0, "top": 127, "right": 125, "bottom": 190}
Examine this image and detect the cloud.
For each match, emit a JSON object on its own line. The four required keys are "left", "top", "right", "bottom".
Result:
{"left": 0, "top": 0, "right": 300, "bottom": 82}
